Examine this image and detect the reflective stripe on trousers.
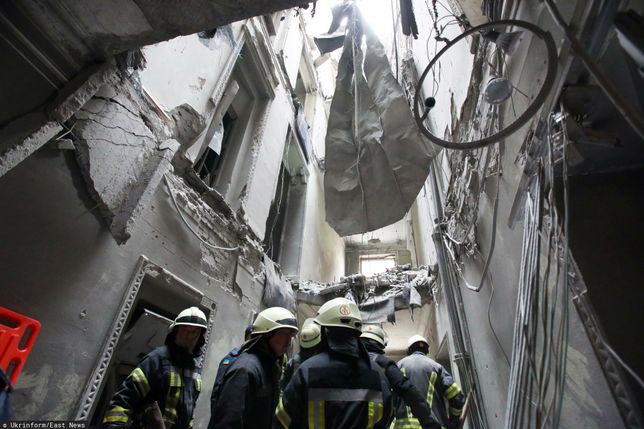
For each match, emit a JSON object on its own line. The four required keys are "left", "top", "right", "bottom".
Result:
{"left": 306, "top": 388, "right": 384, "bottom": 429}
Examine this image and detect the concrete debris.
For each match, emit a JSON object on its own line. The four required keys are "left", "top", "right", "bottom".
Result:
{"left": 263, "top": 258, "right": 296, "bottom": 312}
{"left": 295, "top": 265, "right": 436, "bottom": 313}
{"left": 73, "top": 76, "right": 182, "bottom": 243}
{"left": 169, "top": 104, "right": 207, "bottom": 147}
{"left": 0, "top": 113, "right": 62, "bottom": 178}
{"left": 53, "top": 139, "right": 76, "bottom": 150}
{"left": 46, "top": 61, "right": 120, "bottom": 124}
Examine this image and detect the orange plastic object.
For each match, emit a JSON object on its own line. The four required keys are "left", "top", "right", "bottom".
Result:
{"left": 0, "top": 306, "right": 41, "bottom": 385}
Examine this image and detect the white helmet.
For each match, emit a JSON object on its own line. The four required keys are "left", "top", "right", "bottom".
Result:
{"left": 252, "top": 307, "right": 299, "bottom": 335}
{"left": 361, "top": 325, "right": 388, "bottom": 347}
{"left": 300, "top": 321, "right": 322, "bottom": 349}
{"left": 407, "top": 334, "right": 429, "bottom": 348}
{"left": 315, "top": 297, "right": 362, "bottom": 331}
{"left": 171, "top": 307, "right": 208, "bottom": 330}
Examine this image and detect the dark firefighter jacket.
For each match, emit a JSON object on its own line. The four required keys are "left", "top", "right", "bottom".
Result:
{"left": 280, "top": 344, "right": 321, "bottom": 391}
{"left": 102, "top": 344, "right": 202, "bottom": 429}
{"left": 276, "top": 333, "right": 393, "bottom": 429}
{"left": 208, "top": 337, "right": 282, "bottom": 429}
{"left": 363, "top": 341, "right": 439, "bottom": 429}
{"left": 395, "top": 352, "right": 465, "bottom": 429}
{"left": 210, "top": 345, "right": 242, "bottom": 406}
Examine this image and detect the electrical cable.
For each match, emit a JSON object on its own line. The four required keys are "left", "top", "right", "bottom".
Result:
{"left": 468, "top": 144, "right": 501, "bottom": 293}
{"left": 552, "top": 103, "right": 571, "bottom": 427}
{"left": 604, "top": 342, "right": 644, "bottom": 391}
{"left": 164, "top": 176, "right": 239, "bottom": 252}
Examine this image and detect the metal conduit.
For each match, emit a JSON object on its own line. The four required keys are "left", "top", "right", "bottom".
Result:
{"left": 429, "top": 160, "right": 488, "bottom": 429}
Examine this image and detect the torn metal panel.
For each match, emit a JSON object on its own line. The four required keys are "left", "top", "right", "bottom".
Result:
{"left": 324, "top": 8, "right": 439, "bottom": 237}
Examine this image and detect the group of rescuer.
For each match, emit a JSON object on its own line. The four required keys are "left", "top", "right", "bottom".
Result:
{"left": 102, "top": 298, "right": 464, "bottom": 429}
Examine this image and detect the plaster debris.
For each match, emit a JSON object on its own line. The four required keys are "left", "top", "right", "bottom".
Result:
{"left": 295, "top": 265, "right": 436, "bottom": 317}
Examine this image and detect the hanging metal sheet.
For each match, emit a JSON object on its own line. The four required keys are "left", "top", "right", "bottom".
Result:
{"left": 324, "top": 7, "right": 439, "bottom": 236}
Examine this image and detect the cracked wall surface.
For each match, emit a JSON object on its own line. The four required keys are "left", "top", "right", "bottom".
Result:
{"left": 73, "top": 77, "right": 175, "bottom": 243}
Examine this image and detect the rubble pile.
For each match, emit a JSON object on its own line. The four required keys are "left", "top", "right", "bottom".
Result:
{"left": 294, "top": 265, "right": 437, "bottom": 323}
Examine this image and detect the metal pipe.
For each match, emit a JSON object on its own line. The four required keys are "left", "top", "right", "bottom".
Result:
{"left": 429, "top": 159, "right": 488, "bottom": 429}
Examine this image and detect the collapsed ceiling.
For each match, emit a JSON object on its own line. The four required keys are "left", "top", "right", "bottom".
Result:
{"left": 294, "top": 264, "right": 436, "bottom": 323}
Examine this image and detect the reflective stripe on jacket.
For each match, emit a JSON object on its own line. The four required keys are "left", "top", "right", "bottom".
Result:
{"left": 368, "top": 353, "right": 439, "bottom": 429}
{"left": 276, "top": 350, "right": 393, "bottom": 429}
{"left": 103, "top": 345, "right": 202, "bottom": 429}
{"left": 394, "top": 352, "right": 464, "bottom": 429}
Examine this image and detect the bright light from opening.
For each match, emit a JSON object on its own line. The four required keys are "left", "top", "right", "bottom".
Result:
{"left": 307, "top": 0, "right": 394, "bottom": 50}
{"left": 360, "top": 255, "right": 396, "bottom": 277}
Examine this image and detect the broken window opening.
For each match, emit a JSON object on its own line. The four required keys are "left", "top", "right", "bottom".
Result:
{"left": 360, "top": 254, "right": 397, "bottom": 277}
{"left": 264, "top": 162, "right": 291, "bottom": 261}
{"left": 263, "top": 128, "right": 308, "bottom": 276}
{"left": 194, "top": 109, "right": 238, "bottom": 187}
{"left": 186, "top": 42, "right": 273, "bottom": 206}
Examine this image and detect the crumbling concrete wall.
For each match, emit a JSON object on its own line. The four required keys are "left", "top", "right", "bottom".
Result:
{"left": 0, "top": 145, "right": 261, "bottom": 424}
{"left": 14, "top": 0, "right": 311, "bottom": 65}
{"left": 73, "top": 76, "right": 178, "bottom": 243}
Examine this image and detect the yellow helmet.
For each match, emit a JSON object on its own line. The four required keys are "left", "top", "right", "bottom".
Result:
{"left": 300, "top": 320, "right": 322, "bottom": 348}
{"left": 252, "top": 307, "right": 299, "bottom": 335}
{"left": 361, "top": 324, "right": 388, "bottom": 347}
{"left": 315, "top": 298, "right": 362, "bottom": 331}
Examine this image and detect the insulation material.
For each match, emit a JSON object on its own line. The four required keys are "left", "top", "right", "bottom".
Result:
{"left": 262, "top": 257, "right": 296, "bottom": 313}
{"left": 324, "top": 8, "right": 439, "bottom": 236}
{"left": 359, "top": 295, "right": 396, "bottom": 324}
{"left": 296, "top": 265, "right": 435, "bottom": 313}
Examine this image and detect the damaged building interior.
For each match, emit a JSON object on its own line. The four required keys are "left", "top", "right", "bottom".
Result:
{"left": 0, "top": 0, "right": 643, "bottom": 427}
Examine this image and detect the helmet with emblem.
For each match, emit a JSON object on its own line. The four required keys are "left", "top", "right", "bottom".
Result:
{"left": 315, "top": 297, "right": 362, "bottom": 331}
{"left": 361, "top": 324, "right": 388, "bottom": 347}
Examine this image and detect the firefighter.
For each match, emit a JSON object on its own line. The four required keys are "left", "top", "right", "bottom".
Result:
{"left": 360, "top": 325, "right": 440, "bottom": 429}
{"left": 103, "top": 306, "right": 207, "bottom": 429}
{"left": 208, "top": 307, "right": 298, "bottom": 429}
{"left": 280, "top": 319, "right": 322, "bottom": 391}
{"left": 275, "top": 297, "right": 393, "bottom": 429}
{"left": 394, "top": 335, "right": 465, "bottom": 429}
{"left": 210, "top": 324, "right": 253, "bottom": 405}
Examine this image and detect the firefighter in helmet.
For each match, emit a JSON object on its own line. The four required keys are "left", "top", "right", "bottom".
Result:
{"left": 276, "top": 297, "right": 393, "bottom": 428}
{"left": 103, "top": 307, "right": 208, "bottom": 429}
{"left": 361, "top": 325, "right": 440, "bottom": 429}
{"left": 394, "top": 335, "right": 465, "bottom": 429}
{"left": 280, "top": 319, "right": 323, "bottom": 391}
{"left": 209, "top": 307, "right": 298, "bottom": 429}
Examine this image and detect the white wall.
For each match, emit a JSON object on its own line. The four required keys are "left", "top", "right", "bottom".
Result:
{"left": 140, "top": 24, "right": 243, "bottom": 115}
{"left": 299, "top": 95, "right": 345, "bottom": 282}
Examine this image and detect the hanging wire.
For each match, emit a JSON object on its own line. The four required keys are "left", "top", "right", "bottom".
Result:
{"left": 164, "top": 176, "right": 239, "bottom": 252}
